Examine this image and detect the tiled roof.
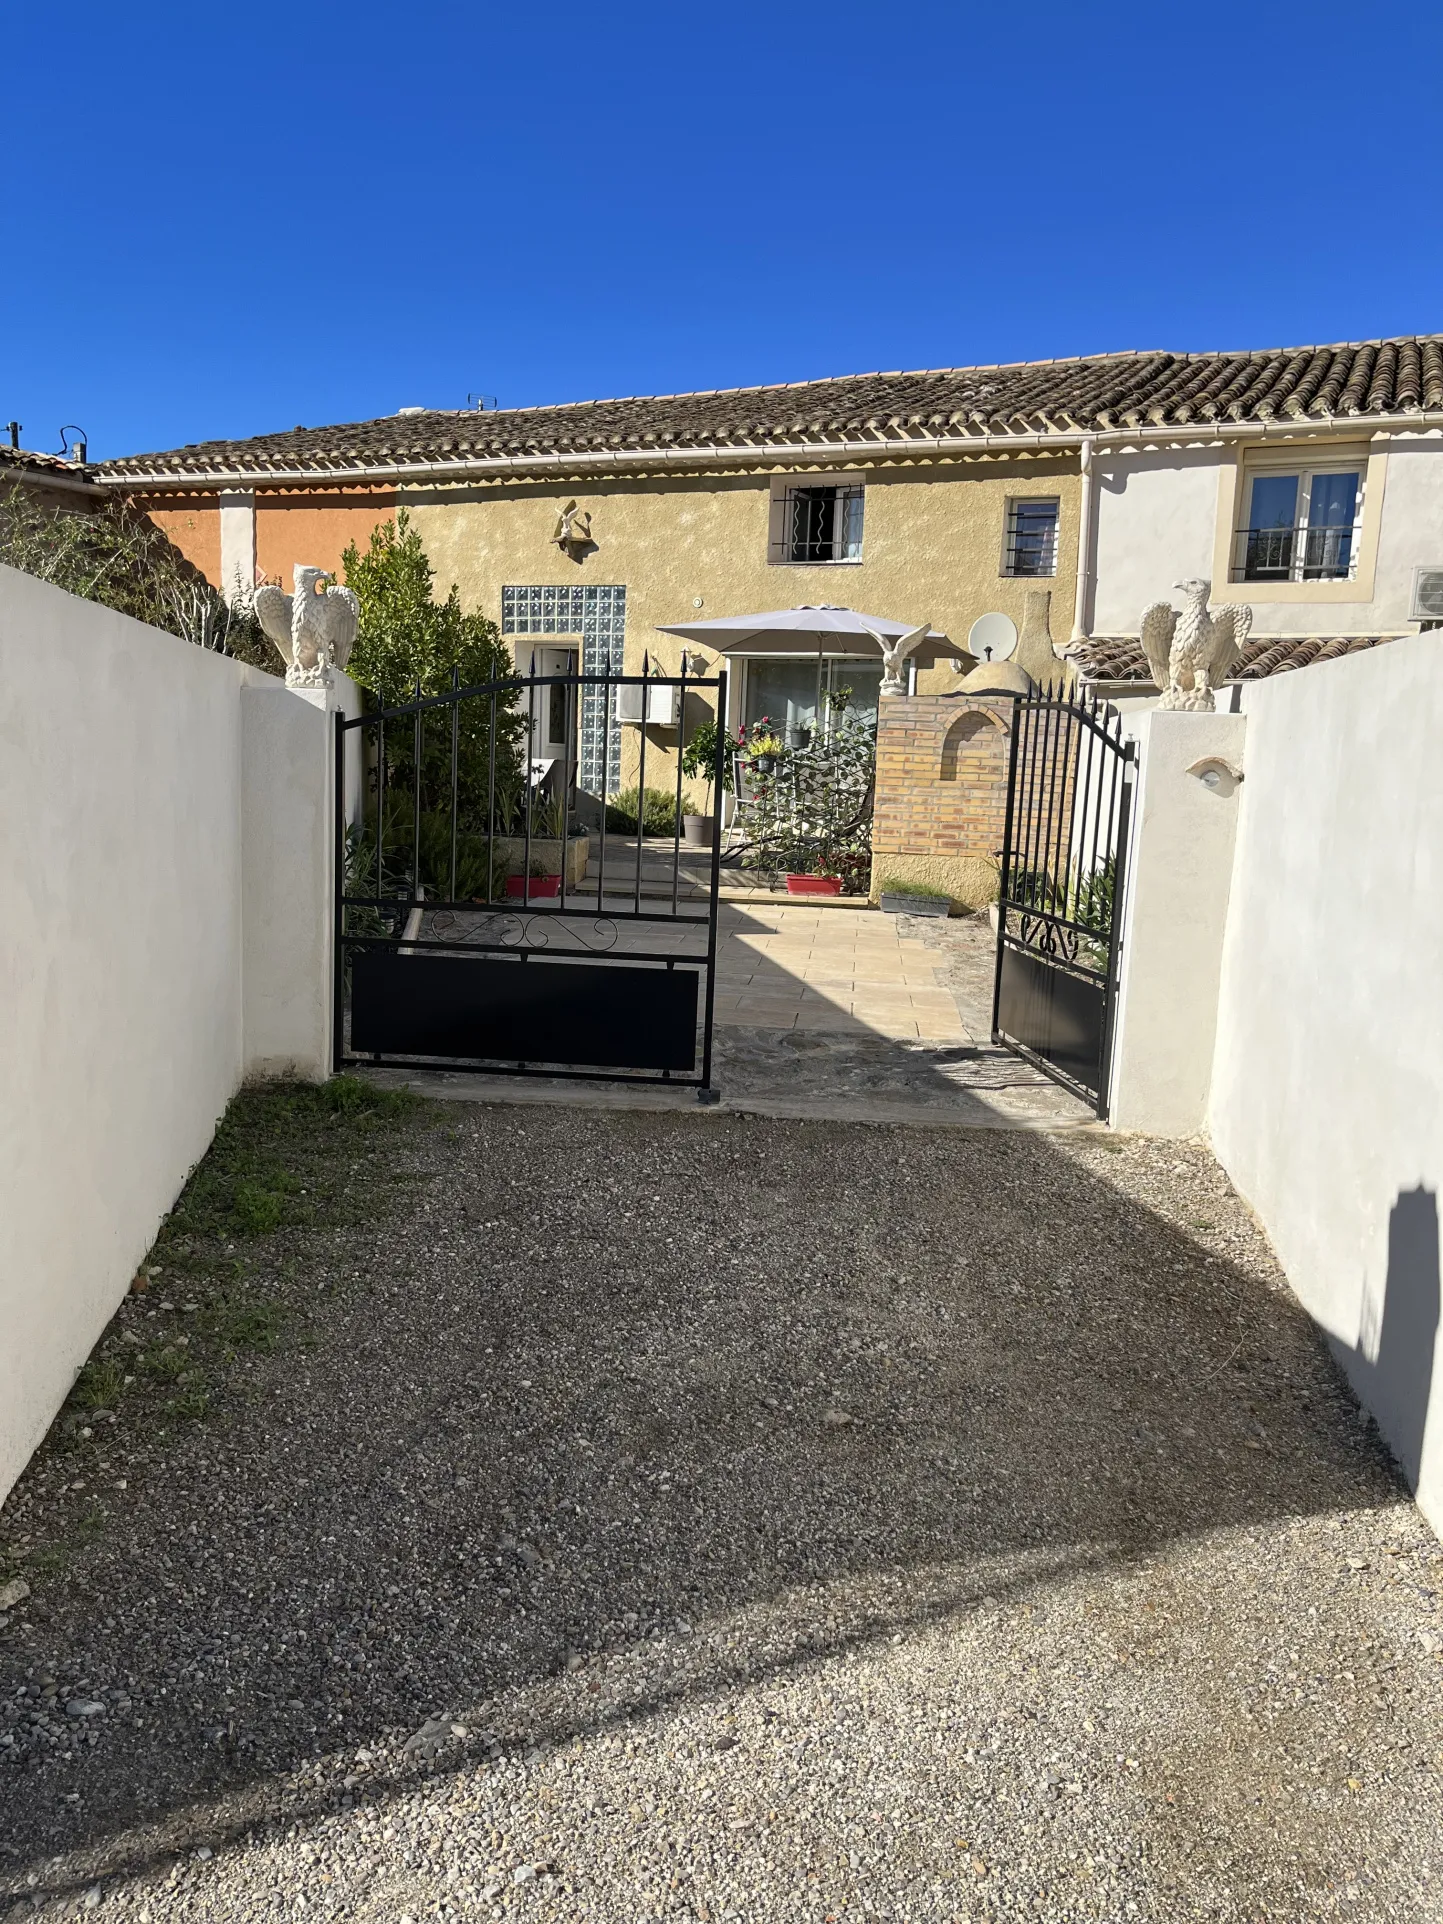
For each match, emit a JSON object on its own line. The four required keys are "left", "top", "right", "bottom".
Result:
{"left": 1, "top": 444, "right": 100, "bottom": 484}
{"left": 96, "top": 334, "right": 1443, "bottom": 484}
{"left": 1070, "top": 632, "right": 1405, "bottom": 685}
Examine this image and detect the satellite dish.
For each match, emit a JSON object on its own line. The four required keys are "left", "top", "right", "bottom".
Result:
{"left": 967, "top": 612, "right": 1018, "bottom": 663}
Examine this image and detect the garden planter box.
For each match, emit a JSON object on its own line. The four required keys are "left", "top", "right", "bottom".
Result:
{"left": 496, "top": 834, "right": 589, "bottom": 889}
{"left": 786, "top": 874, "right": 843, "bottom": 897}
{"left": 506, "top": 874, "right": 561, "bottom": 899}
{"left": 878, "top": 891, "right": 951, "bottom": 918}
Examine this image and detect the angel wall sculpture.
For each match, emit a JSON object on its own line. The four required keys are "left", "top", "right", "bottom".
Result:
{"left": 1139, "top": 579, "right": 1252, "bottom": 712}
{"left": 550, "top": 500, "right": 595, "bottom": 563}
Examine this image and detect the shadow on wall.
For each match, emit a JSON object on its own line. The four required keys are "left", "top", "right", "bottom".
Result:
{"left": 1338, "top": 1186, "right": 1440, "bottom": 1491}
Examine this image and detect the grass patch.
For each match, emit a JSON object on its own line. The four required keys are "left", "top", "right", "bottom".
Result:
{"left": 162, "top": 1076, "right": 417, "bottom": 1248}
{"left": 877, "top": 876, "right": 951, "bottom": 900}
{"left": 71, "top": 1357, "right": 125, "bottom": 1411}
{"left": 165, "top": 1382, "right": 211, "bottom": 1422}
{"left": 207, "top": 1295, "right": 287, "bottom": 1354}
{"left": 9, "top": 1076, "right": 424, "bottom": 1575}
{"left": 140, "top": 1345, "right": 190, "bottom": 1384}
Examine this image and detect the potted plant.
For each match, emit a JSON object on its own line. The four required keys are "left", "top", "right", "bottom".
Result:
{"left": 785, "top": 857, "right": 843, "bottom": 898}
{"left": 877, "top": 875, "right": 952, "bottom": 918}
{"left": 744, "top": 719, "right": 785, "bottom": 777}
{"left": 506, "top": 855, "right": 562, "bottom": 900}
{"left": 679, "top": 718, "right": 740, "bottom": 848}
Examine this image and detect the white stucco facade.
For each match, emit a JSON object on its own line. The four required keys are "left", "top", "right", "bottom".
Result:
{"left": 1108, "top": 711, "right": 1246, "bottom": 1137}
{"left": 1089, "top": 433, "right": 1443, "bottom": 640}
{"left": 1207, "top": 635, "right": 1443, "bottom": 1532}
{"left": 0, "top": 568, "right": 341, "bottom": 1503}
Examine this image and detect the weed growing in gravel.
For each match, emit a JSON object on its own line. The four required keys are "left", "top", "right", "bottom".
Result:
{"left": 140, "top": 1345, "right": 189, "bottom": 1384}
{"left": 207, "top": 1295, "right": 287, "bottom": 1354}
{"left": 165, "top": 1382, "right": 211, "bottom": 1422}
{"left": 71, "top": 1358, "right": 125, "bottom": 1409}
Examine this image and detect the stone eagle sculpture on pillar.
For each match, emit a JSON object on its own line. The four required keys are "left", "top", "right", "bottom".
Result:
{"left": 1139, "top": 579, "right": 1253, "bottom": 711}
{"left": 874, "top": 621, "right": 933, "bottom": 697}
{"left": 254, "top": 566, "right": 360, "bottom": 690}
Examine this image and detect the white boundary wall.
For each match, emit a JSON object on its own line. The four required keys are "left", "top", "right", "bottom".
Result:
{"left": 1207, "top": 636, "right": 1443, "bottom": 1530}
{"left": 0, "top": 568, "right": 351, "bottom": 1502}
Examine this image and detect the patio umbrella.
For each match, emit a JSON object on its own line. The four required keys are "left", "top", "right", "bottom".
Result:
{"left": 655, "top": 603, "right": 949, "bottom": 658}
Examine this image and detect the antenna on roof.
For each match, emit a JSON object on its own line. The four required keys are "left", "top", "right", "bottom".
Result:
{"left": 467, "top": 393, "right": 498, "bottom": 411}
{"left": 7, "top": 421, "right": 21, "bottom": 449}
{"left": 59, "top": 425, "right": 88, "bottom": 464}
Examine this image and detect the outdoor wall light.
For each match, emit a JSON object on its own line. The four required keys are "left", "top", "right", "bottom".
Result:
{"left": 1186, "top": 756, "right": 1243, "bottom": 797}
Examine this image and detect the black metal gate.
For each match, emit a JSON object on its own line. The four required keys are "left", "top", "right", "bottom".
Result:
{"left": 334, "top": 660, "right": 728, "bottom": 1098}
{"left": 991, "top": 685, "right": 1134, "bottom": 1117}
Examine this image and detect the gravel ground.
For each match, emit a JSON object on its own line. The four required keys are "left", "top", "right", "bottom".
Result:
{"left": 2, "top": 1103, "right": 1441, "bottom": 1923}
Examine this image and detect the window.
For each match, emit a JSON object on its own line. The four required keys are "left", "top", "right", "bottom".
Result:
{"left": 780, "top": 484, "right": 864, "bottom": 563}
{"left": 1003, "top": 498, "right": 1060, "bottom": 577}
{"left": 743, "top": 657, "right": 883, "bottom": 747}
{"left": 1234, "top": 466, "right": 1363, "bottom": 582}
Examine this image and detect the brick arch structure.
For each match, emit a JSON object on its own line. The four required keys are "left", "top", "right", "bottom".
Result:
{"left": 871, "top": 695, "right": 1014, "bottom": 907}
{"left": 940, "top": 706, "right": 1008, "bottom": 780}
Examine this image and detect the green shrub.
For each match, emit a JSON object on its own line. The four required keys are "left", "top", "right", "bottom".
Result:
{"left": 605, "top": 786, "right": 679, "bottom": 836}
{"left": 0, "top": 488, "right": 276, "bottom": 670}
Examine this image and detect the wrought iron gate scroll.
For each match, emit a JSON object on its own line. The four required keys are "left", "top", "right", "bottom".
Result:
{"left": 334, "top": 661, "right": 728, "bottom": 1097}
{"left": 991, "top": 687, "right": 1134, "bottom": 1117}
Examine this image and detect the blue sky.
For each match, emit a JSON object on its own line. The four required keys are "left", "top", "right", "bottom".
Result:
{"left": 6, "top": 0, "right": 1441, "bottom": 461}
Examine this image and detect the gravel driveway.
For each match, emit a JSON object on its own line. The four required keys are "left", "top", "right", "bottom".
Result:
{"left": 2, "top": 1101, "right": 1440, "bottom": 1922}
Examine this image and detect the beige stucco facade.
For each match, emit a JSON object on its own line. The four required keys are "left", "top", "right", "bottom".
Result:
{"left": 403, "top": 458, "right": 1079, "bottom": 801}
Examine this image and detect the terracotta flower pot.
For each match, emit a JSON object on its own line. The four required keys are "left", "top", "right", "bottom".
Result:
{"left": 785, "top": 874, "right": 842, "bottom": 897}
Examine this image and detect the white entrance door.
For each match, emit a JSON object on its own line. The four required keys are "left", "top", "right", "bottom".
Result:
{"left": 526, "top": 644, "right": 579, "bottom": 782}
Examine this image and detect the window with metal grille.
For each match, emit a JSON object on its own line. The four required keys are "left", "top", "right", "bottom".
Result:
{"left": 782, "top": 484, "right": 864, "bottom": 563}
{"left": 1233, "top": 467, "right": 1363, "bottom": 583}
{"left": 1003, "top": 498, "right": 1060, "bottom": 577}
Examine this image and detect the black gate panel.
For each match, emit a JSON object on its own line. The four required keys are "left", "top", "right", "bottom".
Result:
{"left": 991, "top": 687, "right": 1134, "bottom": 1117}
{"left": 996, "top": 946, "right": 1105, "bottom": 1095}
{"left": 351, "top": 950, "right": 698, "bottom": 1072}
{"left": 334, "top": 659, "right": 727, "bottom": 1095}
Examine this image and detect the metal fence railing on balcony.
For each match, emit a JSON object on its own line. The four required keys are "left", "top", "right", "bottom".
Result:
{"left": 1235, "top": 521, "right": 1356, "bottom": 583}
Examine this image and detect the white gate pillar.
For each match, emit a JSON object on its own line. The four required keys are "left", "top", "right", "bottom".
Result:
{"left": 1107, "top": 710, "right": 1247, "bottom": 1136}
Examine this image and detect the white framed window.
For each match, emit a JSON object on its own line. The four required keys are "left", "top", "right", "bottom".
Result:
{"left": 1234, "top": 465, "right": 1364, "bottom": 583}
{"left": 741, "top": 655, "right": 883, "bottom": 747}
{"left": 1003, "top": 497, "right": 1060, "bottom": 577}
{"left": 770, "top": 481, "right": 864, "bottom": 563}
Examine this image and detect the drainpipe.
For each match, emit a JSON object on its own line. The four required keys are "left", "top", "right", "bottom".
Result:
{"left": 1070, "top": 435, "right": 1096, "bottom": 645}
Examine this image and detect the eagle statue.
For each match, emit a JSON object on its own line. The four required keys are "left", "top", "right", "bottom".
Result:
{"left": 253, "top": 566, "right": 360, "bottom": 690}
{"left": 1139, "top": 579, "right": 1252, "bottom": 712}
{"left": 874, "top": 620, "right": 933, "bottom": 697}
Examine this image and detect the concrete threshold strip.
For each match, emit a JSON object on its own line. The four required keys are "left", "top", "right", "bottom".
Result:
{"left": 357, "top": 1067, "right": 1105, "bottom": 1133}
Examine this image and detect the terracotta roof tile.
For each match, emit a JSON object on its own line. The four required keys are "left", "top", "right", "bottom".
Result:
{"left": 95, "top": 332, "right": 1443, "bottom": 484}
{"left": 1070, "top": 632, "right": 1407, "bottom": 685}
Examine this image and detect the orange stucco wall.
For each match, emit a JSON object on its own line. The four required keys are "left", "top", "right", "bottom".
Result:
{"left": 256, "top": 492, "right": 395, "bottom": 590}
{"left": 137, "top": 497, "right": 222, "bottom": 585}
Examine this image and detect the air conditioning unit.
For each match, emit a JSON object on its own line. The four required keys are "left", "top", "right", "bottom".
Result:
{"left": 1409, "top": 565, "right": 1443, "bottom": 622}
{"left": 615, "top": 681, "right": 677, "bottom": 726}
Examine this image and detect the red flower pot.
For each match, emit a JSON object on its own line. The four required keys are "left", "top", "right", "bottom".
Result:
{"left": 506, "top": 874, "right": 562, "bottom": 899}
{"left": 785, "top": 874, "right": 843, "bottom": 897}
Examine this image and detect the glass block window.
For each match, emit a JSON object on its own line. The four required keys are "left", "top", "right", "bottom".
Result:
{"left": 502, "top": 584, "right": 627, "bottom": 794}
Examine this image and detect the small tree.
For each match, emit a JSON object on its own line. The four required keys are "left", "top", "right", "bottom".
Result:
{"left": 679, "top": 716, "right": 740, "bottom": 817}
{"left": 341, "top": 509, "right": 526, "bottom": 831}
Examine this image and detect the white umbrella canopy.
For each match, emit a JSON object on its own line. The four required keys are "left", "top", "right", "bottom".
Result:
{"left": 655, "top": 603, "right": 949, "bottom": 657}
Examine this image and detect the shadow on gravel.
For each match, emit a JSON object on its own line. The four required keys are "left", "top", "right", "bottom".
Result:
{"left": 0, "top": 1107, "right": 1404, "bottom": 1896}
